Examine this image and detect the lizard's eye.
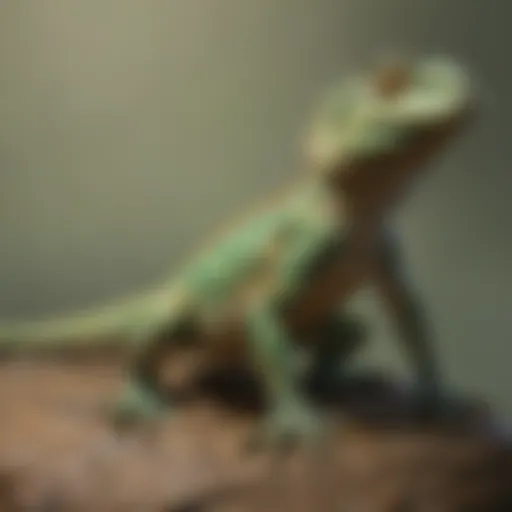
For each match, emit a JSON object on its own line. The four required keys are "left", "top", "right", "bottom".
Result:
{"left": 373, "top": 62, "right": 411, "bottom": 99}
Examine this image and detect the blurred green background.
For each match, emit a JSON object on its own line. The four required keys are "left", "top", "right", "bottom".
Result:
{"left": 0, "top": 1, "right": 510, "bottom": 420}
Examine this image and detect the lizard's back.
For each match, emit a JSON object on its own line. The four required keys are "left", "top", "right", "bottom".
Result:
{"left": 180, "top": 200, "right": 294, "bottom": 309}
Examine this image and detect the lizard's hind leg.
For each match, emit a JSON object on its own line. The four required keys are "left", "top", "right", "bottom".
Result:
{"left": 306, "top": 314, "right": 367, "bottom": 399}
{"left": 112, "top": 333, "right": 173, "bottom": 428}
{"left": 111, "top": 321, "right": 199, "bottom": 428}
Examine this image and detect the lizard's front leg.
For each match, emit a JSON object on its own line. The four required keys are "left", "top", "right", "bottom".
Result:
{"left": 307, "top": 313, "right": 367, "bottom": 397}
{"left": 372, "top": 231, "right": 444, "bottom": 416}
{"left": 245, "top": 300, "right": 323, "bottom": 450}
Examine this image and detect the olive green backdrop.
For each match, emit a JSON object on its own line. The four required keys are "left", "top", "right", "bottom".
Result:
{"left": 0, "top": 1, "right": 510, "bottom": 420}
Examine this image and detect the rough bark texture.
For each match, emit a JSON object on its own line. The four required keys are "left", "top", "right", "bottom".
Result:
{"left": 0, "top": 358, "right": 510, "bottom": 511}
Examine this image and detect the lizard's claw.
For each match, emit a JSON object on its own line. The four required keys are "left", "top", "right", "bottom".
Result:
{"left": 247, "top": 401, "right": 326, "bottom": 454}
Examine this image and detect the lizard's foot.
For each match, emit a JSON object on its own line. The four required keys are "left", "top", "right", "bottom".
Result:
{"left": 412, "top": 379, "right": 460, "bottom": 424}
{"left": 109, "top": 380, "right": 170, "bottom": 430}
{"left": 247, "top": 400, "right": 326, "bottom": 454}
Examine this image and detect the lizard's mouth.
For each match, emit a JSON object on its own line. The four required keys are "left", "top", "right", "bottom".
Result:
{"left": 327, "top": 100, "right": 476, "bottom": 209}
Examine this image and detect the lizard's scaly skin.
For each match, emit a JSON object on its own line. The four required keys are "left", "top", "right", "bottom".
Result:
{"left": 0, "top": 57, "right": 476, "bottom": 444}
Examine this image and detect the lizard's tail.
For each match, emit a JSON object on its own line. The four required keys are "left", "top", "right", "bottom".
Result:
{"left": 0, "top": 285, "right": 189, "bottom": 357}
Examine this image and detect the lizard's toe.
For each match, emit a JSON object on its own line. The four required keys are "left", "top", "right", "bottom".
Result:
{"left": 109, "top": 381, "right": 169, "bottom": 430}
{"left": 247, "top": 401, "right": 326, "bottom": 454}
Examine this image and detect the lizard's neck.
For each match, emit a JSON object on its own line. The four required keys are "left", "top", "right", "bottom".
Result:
{"left": 313, "top": 176, "right": 385, "bottom": 239}
{"left": 297, "top": 176, "right": 348, "bottom": 228}
{"left": 292, "top": 173, "right": 384, "bottom": 240}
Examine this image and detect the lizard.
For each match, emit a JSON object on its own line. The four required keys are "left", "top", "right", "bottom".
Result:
{"left": 0, "top": 56, "right": 476, "bottom": 449}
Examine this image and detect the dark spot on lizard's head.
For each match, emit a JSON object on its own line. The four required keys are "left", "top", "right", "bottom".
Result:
{"left": 372, "top": 58, "right": 412, "bottom": 99}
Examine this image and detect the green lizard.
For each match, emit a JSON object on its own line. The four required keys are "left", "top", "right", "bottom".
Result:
{"left": 0, "top": 56, "right": 475, "bottom": 448}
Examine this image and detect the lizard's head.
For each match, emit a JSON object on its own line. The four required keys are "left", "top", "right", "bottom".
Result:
{"left": 304, "top": 56, "right": 476, "bottom": 219}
